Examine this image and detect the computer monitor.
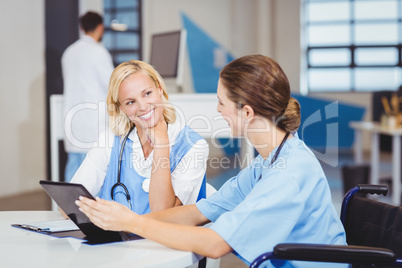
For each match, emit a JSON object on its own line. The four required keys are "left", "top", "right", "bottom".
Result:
{"left": 149, "top": 29, "right": 187, "bottom": 92}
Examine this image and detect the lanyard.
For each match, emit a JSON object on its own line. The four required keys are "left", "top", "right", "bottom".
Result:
{"left": 269, "top": 132, "right": 290, "bottom": 166}
{"left": 258, "top": 132, "right": 290, "bottom": 181}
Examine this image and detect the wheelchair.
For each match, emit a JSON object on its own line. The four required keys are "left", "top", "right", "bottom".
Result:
{"left": 250, "top": 184, "right": 402, "bottom": 267}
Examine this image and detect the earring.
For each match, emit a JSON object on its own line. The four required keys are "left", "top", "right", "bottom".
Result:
{"left": 245, "top": 119, "right": 247, "bottom": 124}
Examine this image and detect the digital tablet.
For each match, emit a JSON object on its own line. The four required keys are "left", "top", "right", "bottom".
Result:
{"left": 39, "top": 180, "right": 132, "bottom": 243}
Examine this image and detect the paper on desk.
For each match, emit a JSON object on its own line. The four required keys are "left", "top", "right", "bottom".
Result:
{"left": 21, "top": 219, "right": 79, "bottom": 232}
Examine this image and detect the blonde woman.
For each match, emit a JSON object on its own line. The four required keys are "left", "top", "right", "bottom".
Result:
{"left": 70, "top": 60, "right": 208, "bottom": 213}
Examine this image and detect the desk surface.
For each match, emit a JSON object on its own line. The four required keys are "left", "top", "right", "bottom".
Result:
{"left": 0, "top": 211, "right": 200, "bottom": 268}
{"left": 350, "top": 121, "right": 402, "bottom": 135}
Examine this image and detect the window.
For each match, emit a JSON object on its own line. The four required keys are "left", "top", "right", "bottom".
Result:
{"left": 103, "top": 0, "right": 142, "bottom": 66}
{"left": 304, "top": 0, "right": 402, "bottom": 92}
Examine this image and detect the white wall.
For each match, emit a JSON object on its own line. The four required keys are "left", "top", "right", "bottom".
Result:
{"left": 0, "top": 0, "right": 46, "bottom": 197}
{"left": 272, "top": 0, "right": 301, "bottom": 92}
{"left": 79, "top": 0, "right": 103, "bottom": 15}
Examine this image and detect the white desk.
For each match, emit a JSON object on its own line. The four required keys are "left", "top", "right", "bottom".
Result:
{"left": 349, "top": 121, "right": 402, "bottom": 205}
{"left": 0, "top": 211, "right": 202, "bottom": 268}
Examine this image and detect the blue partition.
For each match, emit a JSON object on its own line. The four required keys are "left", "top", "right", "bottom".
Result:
{"left": 182, "top": 12, "right": 239, "bottom": 155}
{"left": 294, "top": 94, "right": 366, "bottom": 151}
{"left": 181, "top": 12, "right": 234, "bottom": 93}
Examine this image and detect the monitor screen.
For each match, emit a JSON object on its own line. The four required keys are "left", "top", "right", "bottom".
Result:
{"left": 149, "top": 30, "right": 186, "bottom": 79}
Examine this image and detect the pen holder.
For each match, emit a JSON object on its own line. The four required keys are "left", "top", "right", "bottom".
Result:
{"left": 381, "top": 113, "right": 400, "bottom": 129}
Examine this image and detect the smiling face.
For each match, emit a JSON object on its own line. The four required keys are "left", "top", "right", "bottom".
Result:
{"left": 118, "top": 71, "right": 164, "bottom": 129}
{"left": 217, "top": 79, "right": 244, "bottom": 137}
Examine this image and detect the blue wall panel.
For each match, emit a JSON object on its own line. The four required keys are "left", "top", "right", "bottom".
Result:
{"left": 181, "top": 13, "right": 234, "bottom": 93}
{"left": 294, "top": 94, "right": 365, "bottom": 151}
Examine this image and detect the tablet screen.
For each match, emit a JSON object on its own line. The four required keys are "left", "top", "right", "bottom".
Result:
{"left": 40, "top": 180, "right": 127, "bottom": 243}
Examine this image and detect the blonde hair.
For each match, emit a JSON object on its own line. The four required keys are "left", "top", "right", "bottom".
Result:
{"left": 107, "top": 60, "right": 176, "bottom": 136}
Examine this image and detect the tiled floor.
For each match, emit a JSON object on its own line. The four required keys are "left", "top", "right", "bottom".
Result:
{"left": 0, "top": 149, "right": 394, "bottom": 268}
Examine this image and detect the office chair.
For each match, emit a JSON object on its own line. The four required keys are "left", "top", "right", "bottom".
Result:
{"left": 250, "top": 184, "right": 402, "bottom": 267}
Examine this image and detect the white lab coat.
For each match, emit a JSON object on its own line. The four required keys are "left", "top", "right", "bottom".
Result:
{"left": 61, "top": 35, "right": 114, "bottom": 153}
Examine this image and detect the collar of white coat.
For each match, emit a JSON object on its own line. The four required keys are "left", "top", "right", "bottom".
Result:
{"left": 81, "top": 34, "right": 98, "bottom": 44}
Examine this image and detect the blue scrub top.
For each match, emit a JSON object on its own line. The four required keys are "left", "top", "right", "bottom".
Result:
{"left": 196, "top": 137, "right": 347, "bottom": 268}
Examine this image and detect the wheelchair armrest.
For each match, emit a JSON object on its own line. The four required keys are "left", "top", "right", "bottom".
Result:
{"left": 273, "top": 243, "right": 396, "bottom": 264}
{"left": 357, "top": 184, "right": 388, "bottom": 196}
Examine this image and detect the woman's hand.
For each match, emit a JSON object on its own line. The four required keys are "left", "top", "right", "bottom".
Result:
{"left": 145, "top": 119, "right": 169, "bottom": 148}
{"left": 76, "top": 196, "right": 136, "bottom": 232}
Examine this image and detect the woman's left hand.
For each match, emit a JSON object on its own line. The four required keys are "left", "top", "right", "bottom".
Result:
{"left": 76, "top": 196, "right": 136, "bottom": 232}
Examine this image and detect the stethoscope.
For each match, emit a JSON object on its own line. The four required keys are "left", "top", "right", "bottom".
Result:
{"left": 110, "top": 126, "right": 151, "bottom": 210}
{"left": 258, "top": 132, "right": 290, "bottom": 181}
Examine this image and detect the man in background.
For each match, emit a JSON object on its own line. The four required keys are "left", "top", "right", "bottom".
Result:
{"left": 62, "top": 11, "right": 114, "bottom": 182}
